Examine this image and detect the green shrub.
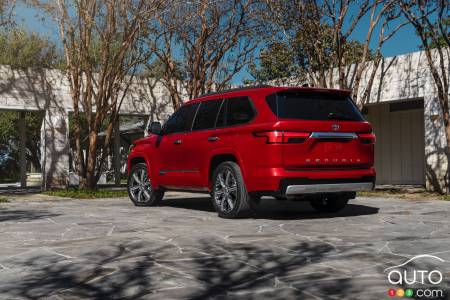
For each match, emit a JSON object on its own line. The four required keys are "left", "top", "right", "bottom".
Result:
{"left": 43, "top": 189, "right": 127, "bottom": 199}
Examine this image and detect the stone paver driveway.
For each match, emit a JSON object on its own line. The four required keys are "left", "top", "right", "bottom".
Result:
{"left": 0, "top": 193, "right": 449, "bottom": 299}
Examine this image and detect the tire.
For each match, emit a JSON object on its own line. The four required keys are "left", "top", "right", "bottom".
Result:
{"left": 211, "top": 161, "right": 252, "bottom": 218}
{"left": 309, "top": 194, "right": 349, "bottom": 213}
{"left": 127, "top": 163, "right": 164, "bottom": 206}
{"left": 249, "top": 194, "right": 262, "bottom": 204}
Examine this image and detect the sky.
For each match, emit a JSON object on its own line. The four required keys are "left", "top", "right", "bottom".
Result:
{"left": 14, "top": 3, "right": 423, "bottom": 85}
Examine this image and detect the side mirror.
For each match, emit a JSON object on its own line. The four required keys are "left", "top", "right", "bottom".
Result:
{"left": 149, "top": 121, "right": 162, "bottom": 135}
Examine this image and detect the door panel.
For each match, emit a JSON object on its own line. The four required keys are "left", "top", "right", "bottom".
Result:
{"left": 183, "top": 127, "right": 232, "bottom": 187}
{"left": 156, "top": 133, "right": 186, "bottom": 186}
{"left": 181, "top": 99, "right": 225, "bottom": 187}
{"left": 157, "top": 102, "right": 199, "bottom": 187}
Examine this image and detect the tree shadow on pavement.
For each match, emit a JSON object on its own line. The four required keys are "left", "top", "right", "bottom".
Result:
{"left": 162, "top": 196, "right": 216, "bottom": 212}
{"left": 0, "top": 209, "right": 61, "bottom": 222}
{"left": 1, "top": 239, "right": 356, "bottom": 299}
{"left": 1, "top": 243, "right": 164, "bottom": 299}
{"left": 162, "top": 196, "right": 379, "bottom": 220}
{"left": 187, "top": 240, "right": 348, "bottom": 299}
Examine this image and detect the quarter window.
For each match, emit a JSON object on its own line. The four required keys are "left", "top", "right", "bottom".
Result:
{"left": 192, "top": 99, "right": 223, "bottom": 130}
{"left": 226, "top": 96, "right": 255, "bottom": 126}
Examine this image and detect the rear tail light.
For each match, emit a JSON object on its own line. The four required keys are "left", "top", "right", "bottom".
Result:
{"left": 283, "top": 132, "right": 311, "bottom": 143}
{"left": 358, "top": 133, "right": 376, "bottom": 144}
{"left": 253, "top": 131, "right": 310, "bottom": 144}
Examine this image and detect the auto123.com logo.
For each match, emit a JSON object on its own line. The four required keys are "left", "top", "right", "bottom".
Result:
{"left": 384, "top": 254, "right": 447, "bottom": 298}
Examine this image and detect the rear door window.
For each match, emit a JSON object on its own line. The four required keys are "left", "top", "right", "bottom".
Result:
{"left": 192, "top": 99, "right": 223, "bottom": 131}
{"left": 266, "top": 90, "right": 364, "bottom": 121}
{"left": 216, "top": 100, "right": 226, "bottom": 127}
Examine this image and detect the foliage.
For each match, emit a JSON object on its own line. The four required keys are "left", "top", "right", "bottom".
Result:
{"left": 149, "top": 0, "right": 261, "bottom": 107}
{"left": 0, "top": 28, "right": 64, "bottom": 69}
{"left": 144, "top": 59, "right": 186, "bottom": 82}
{"left": 425, "top": 18, "right": 450, "bottom": 49}
{"left": 249, "top": 24, "right": 372, "bottom": 84}
{"left": 0, "top": 111, "right": 17, "bottom": 143}
{"left": 0, "top": 28, "right": 60, "bottom": 183}
{"left": 0, "top": 0, "right": 15, "bottom": 28}
{"left": 0, "top": 196, "right": 9, "bottom": 203}
{"left": 0, "top": 111, "right": 44, "bottom": 182}
{"left": 43, "top": 188, "right": 127, "bottom": 199}
{"left": 248, "top": 42, "right": 301, "bottom": 84}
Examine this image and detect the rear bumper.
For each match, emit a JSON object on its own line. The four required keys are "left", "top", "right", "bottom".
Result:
{"left": 245, "top": 166, "right": 376, "bottom": 195}
{"left": 285, "top": 182, "right": 373, "bottom": 195}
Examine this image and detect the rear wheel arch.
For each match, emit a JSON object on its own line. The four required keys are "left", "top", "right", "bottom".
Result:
{"left": 209, "top": 153, "right": 245, "bottom": 187}
{"left": 211, "top": 161, "right": 251, "bottom": 218}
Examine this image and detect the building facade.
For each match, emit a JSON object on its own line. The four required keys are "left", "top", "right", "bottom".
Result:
{"left": 0, "top": 49, "right": 448, "bottom": 191}
{"left": 0, "top": 66, "right": 175, "bottom": 189}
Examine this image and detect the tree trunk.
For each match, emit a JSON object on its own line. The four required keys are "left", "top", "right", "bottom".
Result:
{"left": 85, "top": 131, "right": 99, "bottom": 189}
{"left": 167, "top": 82, "right": 183, "bottom": 109}
{"left": 442, "top": 105, "right": 450, "bottom": 194}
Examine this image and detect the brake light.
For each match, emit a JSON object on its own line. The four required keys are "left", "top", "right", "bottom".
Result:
{"left": 253, "top": 131, "right": 283, "bottom": 143}
{"left": 358, "top": 133, "right": 376, "bottom": 144}
{"left": 253, "top": 131, "right": 310, "bottom": 144}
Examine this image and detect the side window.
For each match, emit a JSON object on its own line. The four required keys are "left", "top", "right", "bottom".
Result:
{"left": 226, "top": 96, "right": 255, "bottom": 126}
{"left": 192, "top": 99, "right": 223, "bottom": 131}
{"left": 216, "top": 100, "right": 226, "bottom": 127}
{"left": 164, "top": 103, "right": 199, "bottom": 134}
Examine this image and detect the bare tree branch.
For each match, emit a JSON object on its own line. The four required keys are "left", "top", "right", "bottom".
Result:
{"left": 32, "top": 0, "right": 163, "bottom": 189}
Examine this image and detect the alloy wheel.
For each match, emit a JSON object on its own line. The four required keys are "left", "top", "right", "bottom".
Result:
{"left": 129, "top": 168, "right": 152, "bottom": 203}
{"left": 214, "top": 169, "right": 238, "bottom": 213}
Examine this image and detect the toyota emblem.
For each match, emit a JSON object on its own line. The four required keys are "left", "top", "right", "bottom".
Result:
{"left": 332, "top": 124, "right": 340, "bottom": 131}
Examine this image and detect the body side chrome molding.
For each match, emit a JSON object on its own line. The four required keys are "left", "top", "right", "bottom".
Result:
{"left": 159, "top": 169, "right": 199, "bottom": 175}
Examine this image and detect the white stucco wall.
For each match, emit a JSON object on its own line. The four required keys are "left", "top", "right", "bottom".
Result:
{"left": 357, "top": 50, "right": 449, "bottom": 191}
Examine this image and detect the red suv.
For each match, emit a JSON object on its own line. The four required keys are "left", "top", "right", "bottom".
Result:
{"left": 127, "top": 86, "right": 375, "bottom": 218}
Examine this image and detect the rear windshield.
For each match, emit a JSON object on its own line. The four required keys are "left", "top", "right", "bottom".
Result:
{"left": 266, "top": 90, "right": 364, "bottom": 121}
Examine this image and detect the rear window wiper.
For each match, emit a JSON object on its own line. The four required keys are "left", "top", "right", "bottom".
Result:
{"left": 328, "top": 112, "right": 355, "bottom": 121}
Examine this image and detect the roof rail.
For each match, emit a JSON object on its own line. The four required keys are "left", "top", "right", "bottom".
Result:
{"left": 199, "top": 85, "right": 273, "bottom": 97}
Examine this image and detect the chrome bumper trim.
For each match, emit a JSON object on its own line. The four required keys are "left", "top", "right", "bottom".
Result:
{"left": 310, "top": 132, "right": 358, "bottom": 139}
{"left": 285, "top": 182, "right": 374, "bottom": 195}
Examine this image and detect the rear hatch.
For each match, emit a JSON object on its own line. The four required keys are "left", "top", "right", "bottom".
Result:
{"left": 265, "top": 89, "right": 375, "bottom": 170}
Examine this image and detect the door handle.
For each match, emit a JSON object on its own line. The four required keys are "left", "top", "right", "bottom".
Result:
{"left": 208, "top": 136, "right": 219, "bottom": 142}
{"left": 173, "top": 139, "right": 182, "bottom": 145}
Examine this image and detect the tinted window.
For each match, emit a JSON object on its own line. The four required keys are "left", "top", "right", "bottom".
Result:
{"left": 192, "top": 99, "right": 223, "bottom": 130}
{"left": 266, "top": 91, "right": 364, "bottom": 121}
{"left": 216, "top": 100, "right": 226, "bottom": 127}
{"left": 164, "top": 103, "right": 199, "bottom": 134}
{"left": 226, "top": 97, "right": 255, "bottom": 126}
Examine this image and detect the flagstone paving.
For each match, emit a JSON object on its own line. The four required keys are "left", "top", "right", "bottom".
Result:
{"left": 0, "top": 193, "right": 449, "bottom": 299}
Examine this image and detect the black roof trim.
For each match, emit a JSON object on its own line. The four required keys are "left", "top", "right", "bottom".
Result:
{"left": 199, "top": 85, "right": 273, "bottom": 97}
